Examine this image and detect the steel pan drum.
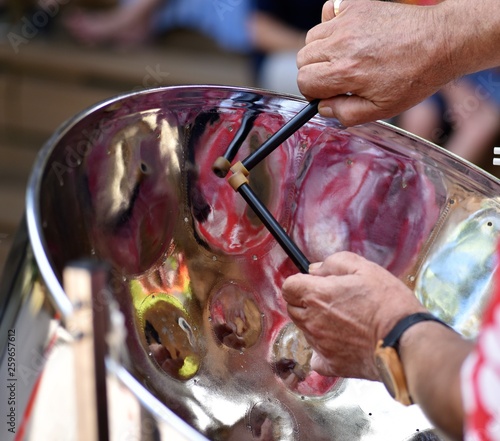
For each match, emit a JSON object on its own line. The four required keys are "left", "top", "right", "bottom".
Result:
{"left": 1, "top": 85, "right": 500, "bottom": 440}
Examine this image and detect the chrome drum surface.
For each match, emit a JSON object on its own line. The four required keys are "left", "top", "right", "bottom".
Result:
{"left": 4, "top": 86, "right": 500, "bottom": 440}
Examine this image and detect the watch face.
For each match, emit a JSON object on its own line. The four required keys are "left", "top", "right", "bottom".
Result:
{"left": 374, "top": 341, "right": 412, "bottom": 405}
{"left": 375, "top": 351, "right": 397, "bottom": 399}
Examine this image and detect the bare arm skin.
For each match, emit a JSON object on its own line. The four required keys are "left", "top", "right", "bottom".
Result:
{"left": 400, "top": 320, "right": 473, "bottom": 440}
{"left": 297, "top": 0, "right": 500, "bottom": 126}
{"left": 282, "top": 252, "right": 474, "bottom": 440}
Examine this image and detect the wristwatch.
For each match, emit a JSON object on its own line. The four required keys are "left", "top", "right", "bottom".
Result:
{"left": 374, "top": 312, "right": 450, "bottom": 406}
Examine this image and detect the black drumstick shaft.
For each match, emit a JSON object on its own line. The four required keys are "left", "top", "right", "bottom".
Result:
{"left": 242, "top": 99, "right": 319, "bottom": 171}
{"left": 237, "top": 182, "right": 310, "bottom": 274}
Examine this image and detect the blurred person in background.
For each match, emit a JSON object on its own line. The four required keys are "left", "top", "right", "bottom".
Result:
{"left": 2, "top": 0, "right": 116, "bottom": 20}
{"left": 390, "top": 1, "right": 500, "bottom": 167}
{"left": 0, "top": 0, "right": 116, "bottom": 36}
{"left": 397, "top": 68, "right": 500, "bottom": 166}
{"left": 248, "top": 0, "right": 324, "bottom": 96}
{"left": 62, "top": 0, "right": 253, "bottom": 53}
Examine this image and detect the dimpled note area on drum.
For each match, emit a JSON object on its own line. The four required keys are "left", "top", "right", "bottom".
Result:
{"left": 1, "top": 86, "right": 500, "bottom": 441}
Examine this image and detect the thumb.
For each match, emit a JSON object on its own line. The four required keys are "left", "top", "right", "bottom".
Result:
{"left": 318, "top": 95, "right": 389, "bottom": 127}
{"left": 322, "top": 1, "right": 335, "bottom": 21}
{"left": 324, "top": 0, "right": 358, "bottom": 21}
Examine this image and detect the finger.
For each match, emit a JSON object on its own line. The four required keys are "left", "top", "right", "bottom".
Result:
{"left": 319, "top": 94, "right": 392, "bottom": 127}
{"left": 282, "top": 273, "right": 312, "bottom": 307}
{"left": 322, "top": 1, "right": 335, "bottom": 22}
{"left": 282, "top": 272, "right": 337, "bottom": 309}
{"left": 308, "top": 251, "right": 365, "bottom": 277}
{"left": 303, "top": 19, "right": 336, "bottom": 47}
{"left": 286, "top": 302, "right": 307, "bottom": 319}
{"left": 285, "top": 303, "right": 310, "bottom": 328}
{"left": 297, "top": 61, "right": 351, "bottom": 97}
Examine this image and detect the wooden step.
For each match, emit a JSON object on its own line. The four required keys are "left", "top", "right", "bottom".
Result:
{"left": 1, "top": 73, "right": 118, "bottom": 137}
{"left": 0, "top": 35, "right": 254, "bottom": 90}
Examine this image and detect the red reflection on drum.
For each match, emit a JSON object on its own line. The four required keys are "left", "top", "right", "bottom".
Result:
{"left": 190, "top": 112, "right": 293, "bottom": 256}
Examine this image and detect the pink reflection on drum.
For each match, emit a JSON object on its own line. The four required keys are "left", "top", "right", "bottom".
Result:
{"left": 291, "top": 129, "right": 443, "bottom": 276}
{"left": 85, "top": 115, "right": 179, "bottom": 275}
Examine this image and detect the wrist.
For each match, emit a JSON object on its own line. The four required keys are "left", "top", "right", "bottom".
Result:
{"left": 376, "top": 306, "right": 428, "bottom": 347}
{"left": 398, "top": 319, "right": 465, "bottom": 403}
{"left": 374, "top": 312, "right": 450, "bottom": 405}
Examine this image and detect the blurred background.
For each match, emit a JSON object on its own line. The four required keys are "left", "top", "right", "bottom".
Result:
{"left": 1, "top": 0, "right": 499, "bottom": 275}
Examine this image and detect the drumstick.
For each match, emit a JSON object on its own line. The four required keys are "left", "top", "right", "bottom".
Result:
{"left": 212, "top": 99, "right": 319, "bottom": 177}
{"left": 212, "top": 93, "right": 261, "bottom": 178}
{"left": 228, "top": 168, "right": 310, "bottom": 274}
{"left": 240, "top": 99, "right": 319, "bottom": 173}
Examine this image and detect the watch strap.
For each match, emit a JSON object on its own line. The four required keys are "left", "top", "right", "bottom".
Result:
{"left": 382, "top": 312, "right": 450, "bottom": 353}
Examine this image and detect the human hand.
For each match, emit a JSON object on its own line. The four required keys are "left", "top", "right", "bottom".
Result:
{"left": 281, "top": 251, "right": 427, "bottom": 380}
{"left": 297, "top": 0, "right": 451, "bottom": 126}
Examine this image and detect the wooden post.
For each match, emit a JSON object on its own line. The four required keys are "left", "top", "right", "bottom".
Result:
{"left": 64, "top": 261, "right": 110, "bottom": 441}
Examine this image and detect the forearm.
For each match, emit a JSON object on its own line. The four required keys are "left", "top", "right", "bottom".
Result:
{"left": 437, "top": 0, "right": 500, "bottom": 77}
{"left": 399, "top": 322, "right": 474, "bottom": 440}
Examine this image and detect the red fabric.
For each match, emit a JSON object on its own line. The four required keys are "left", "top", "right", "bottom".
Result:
{"left": 463, "top": 246, "right": 500, "bottom": 440}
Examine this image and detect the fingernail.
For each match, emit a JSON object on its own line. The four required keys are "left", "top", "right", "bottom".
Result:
{"left": 318, "top": 103, "right": 334, "bottom": 118}
{"left": 309, "top": 262, "right": 322, "bottom": 272}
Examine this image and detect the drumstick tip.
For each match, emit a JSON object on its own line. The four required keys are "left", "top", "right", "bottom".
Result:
{"left": 212, "top": 157, "right": 231, "bottom": 178}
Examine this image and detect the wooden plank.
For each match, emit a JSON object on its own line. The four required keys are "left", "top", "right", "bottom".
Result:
{"left": 0, "top": 72, "right": 23, "bottom": 133}
{"left": 0, "top": 37, "right": 254, "bottom": 89}
{"left": 0, "top": 73, "right": 6, "bottom": 130}
{"left": 14, "top": 75, "right": 116, "bottom": 136}
{"left": 0, "top": 234, "right": 14, "bottom": 280}
{"left": 0, "top": 143, "right": 39, "bottom": 183}
{"left": 0, "top": 182, "right": 26, "bottom": 231}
